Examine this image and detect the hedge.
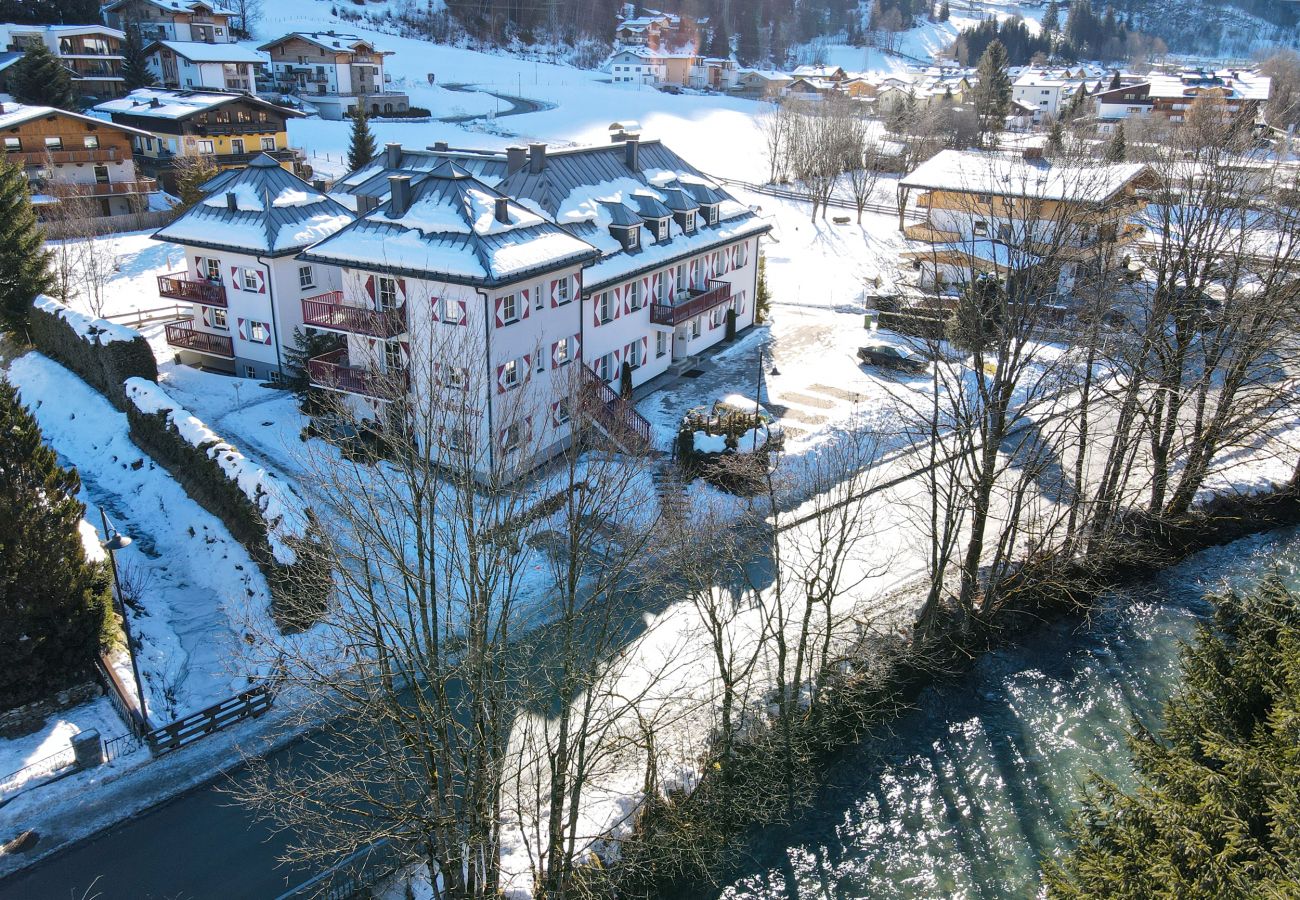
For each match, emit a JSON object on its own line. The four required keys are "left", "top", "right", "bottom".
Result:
{"left": 123, "top": 378, "right": 331, "bottom": 631}
{"left": 877, "top": 309, "right": 952, "bottom": 341}
{"left": 27, "top": 295, "right": 157, "bottom": 410}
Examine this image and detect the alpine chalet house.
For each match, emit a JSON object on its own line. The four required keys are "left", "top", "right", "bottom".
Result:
{"left": 0, "top": 102, "right": 158, "bottom": 218}
{"left": 152, "top": 153, "right": 352, "bottom": 379}
{"left": 258, "top": 31, "right": 409, "bottom": 120}
{"left": 143, "top": 39, "right": 263, "bottom": 91}
{"left": 896, "top": 149, "right": 1150, "bottom": 297}
{"left": 301, "top": 136, "right": 769, "bottom": 476}
{"left": 1092, "top": 69, "right": 1270, "bottom": 132}
{"left": 95, "top": 88, "right": 303, "bottom": 191}
{"left": 104, "top": 0, "right": 238, "bottom": 44}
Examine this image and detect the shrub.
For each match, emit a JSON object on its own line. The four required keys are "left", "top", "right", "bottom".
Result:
{"left": 28, "top": 295, "right": 157, "bottom": 410}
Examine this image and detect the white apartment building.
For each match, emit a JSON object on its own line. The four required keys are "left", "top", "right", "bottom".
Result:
{"left": 144, "top": 40, "right": 262, "bottom": 91}
{"left": 103, "top": 0, "right": 238, "bottom": 44}
{"left": 152, "top": 153, "right": 352, "bottom": 379}
{"left": 301, "top": 136, "right": 769, "bottom": 477}
{"left": 258, "top": 31, "right": 409, "bottom": 120}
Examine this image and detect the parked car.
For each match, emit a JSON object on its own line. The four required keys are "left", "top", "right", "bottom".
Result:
{"left": 857, "top": 342, "right": 928, "bottom": 374}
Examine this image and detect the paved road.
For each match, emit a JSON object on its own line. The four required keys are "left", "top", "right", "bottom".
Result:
{"left": 438, "top": 83, "right": 550, "bottom": 124}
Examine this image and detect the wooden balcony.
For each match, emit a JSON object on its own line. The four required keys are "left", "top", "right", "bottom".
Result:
{"left": 307, "top": 348, "right": 405, "bottom": 400}
{"left": 903, "top": 221, "right": 963, "bottom": 243}
{"left": 8, "top": 147, "right": 123, "bottom": 166}
{"left": 649, "top": 280, "right": 732, "bottom": 327}
{"left": 301, "top": 292, "right": 405, "bottom": 338}
{"left": 165, "top": 323, "right": 234, "bottom": 358}
{"left": 578, "top": 363, "right": 652, "bottom": 452}
{"left": 49, "top": 178, "right": 159, "bottom": 199}
{"left": 157, "top": 273, "right": 227, "bottom": 307}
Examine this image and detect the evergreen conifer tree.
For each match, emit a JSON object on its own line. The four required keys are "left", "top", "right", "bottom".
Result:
{"left": 348, "top": 107, "right": 377, "bottom": 172}
{"left": 1109, "top": 68, "right": 1122, "bottom": 90}
{"left": 120, "top": 26, "right": 157, "bottom": 91}
{"left": 738, "top": 11, "right": 762, "bottom": 66}
{"left": 1047, "top": 578, "right": 1300, "bottom": 897}
{"left": 0, "top": 379, "right": 113, "bottom": 709}
{"left": 1104, "top": 122, "right": 1126, "bottom": 161}
{"left": 0, "top": 159, "right": 53, "bottom": 331}
{"left": 707, "top": 23, "right": 731, "bottom": 58}
{"left": 1042, "top": 0, "right": 1060, "bottom": 33}
{"left": 755, "top": 253, "right": 772, "bottom": 323}
{"left": 1047, "top": 120, "right": 1065, "bottom": 155}
{"left": 174, "top": 154, "right": 217, "bottom": 211}
{"left": 10, "top": 44, "right": 75, "bottom": 110}
{"left": 973, "top": 40, "right": 1012, "bottom": 145}
{"left": 939, "top": 1, "right": 950, "bottom": 22}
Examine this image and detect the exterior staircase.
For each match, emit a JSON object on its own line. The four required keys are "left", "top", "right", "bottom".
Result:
{"left": 651, "top": 463, "right": 689, "bottom": 521}
{"left": 578, "top": 364, "right": 654, "bottom": 454}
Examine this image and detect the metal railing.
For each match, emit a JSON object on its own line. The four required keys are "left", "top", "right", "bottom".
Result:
{"left": 649, "top": 280, "right": 732, "bottom": 327}
{"left": 301, "top": 292, "right": 406, "bottom": 338}
{"left": 157, "top": 272, "right": 227, "bottom": 307}
{"left": 579, "top": 363, "right": 652, "bottom": 450}
{"left": 165, "top": 322, "right": 235, "bottom": 358}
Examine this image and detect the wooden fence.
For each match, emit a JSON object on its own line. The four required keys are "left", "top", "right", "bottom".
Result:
{"left": 144, "top": 684, "right": 273, "bottom": 756}
{"left": 43, "top": 209, "right": 175, "bottom": 240}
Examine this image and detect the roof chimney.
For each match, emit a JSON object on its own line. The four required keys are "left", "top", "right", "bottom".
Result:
{"left": 528, "top": 142, "right": 547, "bottom": 174}
{"left": 506, "top": 145, "right": 527, "bottom": 174}
{"left": 357, "top": 193, "right": 379, "bottom": 214}
{"left": 387, "top": 175, "right": 412, "bottom": 217}
{"left": 150, "top": 98, "right": 161, "bottom": 108}
{"left": 624, "top": 135, "right": 640, "bottom": 170}
{"left": 225, "top": 191, "right": 237, "bottom": 211}
{"left": 494, "top": 196, "right": 510, "bottom": 225}
{"left": 432, "top": 140, "right": 449, "bottom": 152}
{"left": 384, "top": 142, "right": 402, "bottom": 169}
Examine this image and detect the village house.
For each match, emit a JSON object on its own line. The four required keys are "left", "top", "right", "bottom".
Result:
{"left": 143, "top": 39, "right": 262, "bottom": 92}
{"left": 152, "top": 153, "right": 352, "bottom": 379}
{"left": 790, "top": 65, "right": 848, "bottom": 84}
{"left": 1094, "top": 69, "right": 1271, "bottom": 131}
{"left": 896, "top": 149, "right": 1150, "bottom": 297}
{"left": 1012, "top": 70, "right": 1069, "bottom": 122}
{"left": 731, "top": 69, "right": 792, "bottom": 99}
{"left": 606, "top": 47, "right": 695, "bottom": 87}
{"left": 258, "top": 31, "right": 409, "bottom": 120}
{"left": 0, "top": 23, "right": 127, "bottom": 103}
{"left": 614, "top": 9, "right": 700, "bottom": 53}
{"left": 103, "top": 0, "right": 237, "bottom": 44}
{"left": 689, "top": 57, "right": 738, "bottom": 91}
{"left": 302, "top": 135, "right": 770, "bottom": 477}
{"left": 94, "top": 88, "right": 303, "bottom": 192}
{"left": 0, "top": 101, "right": 157, "bottom": 217}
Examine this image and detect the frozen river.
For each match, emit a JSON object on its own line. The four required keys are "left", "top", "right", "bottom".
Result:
{"left": 715, "top": 526, "right": 1300, "bottom": 900}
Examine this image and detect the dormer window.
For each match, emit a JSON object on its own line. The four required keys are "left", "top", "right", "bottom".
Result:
{"left": 657, "top": 219, "right": 669, "bottom": 241}
{"left": 705, "top": 204, "right": 719, "bottom": 225}
{"left": 626, "top": 226, "right": 639, "bottom": 249}
{"left": 684, "top": 211, "right": 696, "bottom": 233}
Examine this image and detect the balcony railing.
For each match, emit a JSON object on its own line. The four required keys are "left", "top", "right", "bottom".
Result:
{"left": 195, "top": 122, "right": 277, "bottom": 136}
{"left": 307, "top": 348, "right": 405, "bottom": 400}
{"left": 165, "top": 323, "right": 234, "bottom": 358}
{"left": 8, "top": 147, "right": 122, "bottom": 166}
{"left": 301, "top": 292, "right": 406, "bottom": 338}
{"left": 49, "top": 178, "right": 159, "bottom": 198}
{"left": 157, "top": 273, "right": 227, "bottom": 307}
{"left": 211, "top": 148, "right": 296, "bottom": 166}
{"left": 578, "top": 363, "right": 652, "bottom": 451}
{"left": 649, "top": 280, "right": 732, "bottom": 327}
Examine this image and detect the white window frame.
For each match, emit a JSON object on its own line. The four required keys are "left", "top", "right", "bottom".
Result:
{"left": 197, "top": 139, "right": 215, "bottom": 154}
{"left": 502, "top": 359, "right": 519, "bottom": 389}
{"left": 657, "top": 219, "right": 669, "bottom": 241}
{"left": 249, "top": 321, "right": 269, "bottom": 343}
{"left": 691, "top": 317, "right": 701, "bottom": 339}
{"left": 441, "top": 296, "right": 461, "bottom": 324}
{"left": 445, "top": 366, "right": 467, "bottom": 391}
{"left": 598, "top": 291, "right": 612, "bottom": 324}
{"left": 502, "top": 292, "right": 519, "bottom": 323}
{"left": 628, "top": 279, "right": 640, "bottom": 311}
{"left": 735, "top": 242, "right": 747, "bottom": 267}
{"left": 502, "top": 421, "right": 522, "bottom": 453}
{"left": 684, "top": 211, "right": 696, "bottom": 232}
{"left": 555, "top": 337, "right": 571, "bottom": 366}
{"left": 211, "top": 308, "right": 228, "bottom": 330}
{"left": 555, "top": 400, "right": 571, "bottom": 425}
{"left": 204, "top": 257, "right": 221, "bottom": 282}
{"left": 261, "top": 137, "right": 275, "bottom": 150}
{"left": 242, "top": 268, "right": 259, "bottom": 292}
{"left": 626, "top": 226, "right": 639, "bottom": 249}
{"left": 383, "top": 340, "right": 402, "bottom": 371}
{"left": 377, "top": 276, "right": 398, "bottom": 311}
{"left": 244, "top": 365, "right": 256, "bottom": 378}
{"left": 676, "top": 266, "right": 687, "bottom": 294}
{"left": 973, "top": 220, "right": 989, "bottom": 236}
{"left": 298, "top": 265, "right": 314, "bottom": 290}
{"left": 534, "top": 283, "right": 544, "bottom": 310}
{"left": 556, "top": 278, "right": 571, "bottom": 305}
{"left": 628, "top": 341, "right": 642, "bottom": 369}
{"left": 656, "top": 331, "right": 667, "bottom": 357}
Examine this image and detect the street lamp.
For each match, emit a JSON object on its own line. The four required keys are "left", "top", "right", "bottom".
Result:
{"left": 101, "top": 510, "right": 147, "bottom": 724}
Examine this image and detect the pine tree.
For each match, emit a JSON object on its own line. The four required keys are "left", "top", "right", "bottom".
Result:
{"left": 10, "top": 44, "right": 75, "bottom": 110}
{"left": 174, "top": 154, "right": 217, "bottom": 211}
{"left": 755, "top": 253, "right": 771, "bottom": 323}
{"left": 1104, "top": 122, "right": 1126, "bottom": 161}
{"left": 284, "top": 327, "right": 342, "bottom": 409}
{"left": 1042, "top": 0, "right": 1060, "bottom": 33}
{"left": 0, "top": 379, "right": 113, "bottom": 709}
{"left": 738, "top": 10, "right": 761, "bottom": 66}
{"left": 347, "top": 106, "right": 377, "bottom": 173}
{"left": 1046, "top": 120, "right": 1065, "bottom": 155}
{"left": 707, "top": 22, "right": 731, "bottom": 58}
{"left": 973, "top": 40, "right": 1012, "bottom": 146}
{"left": 939, "top": 0, "right": 950, "bottom": 22}
{"left": 120, "top": 26, "right": 157, "bottom": 91}
{"left": 1046, "top": 578, "right": 1300, "bottom": 898}
{"left": 0, "top": 159, "right": 53, "bottom": 331}
{"left": 1109, "top": 68, "right": 1122, "bottom": 90}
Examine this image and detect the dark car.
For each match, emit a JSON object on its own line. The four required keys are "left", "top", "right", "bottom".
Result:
{"left": 857, "top": 343, "right": 928, "bottom": 374}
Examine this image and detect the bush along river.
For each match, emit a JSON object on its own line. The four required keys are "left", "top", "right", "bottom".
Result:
{"left": 713, "top": 525, "right": 1300, "bottom": 900}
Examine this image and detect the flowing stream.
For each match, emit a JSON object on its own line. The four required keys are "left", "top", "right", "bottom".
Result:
{"left": 715, "top": 526, "right": 1300, "bottom": 900}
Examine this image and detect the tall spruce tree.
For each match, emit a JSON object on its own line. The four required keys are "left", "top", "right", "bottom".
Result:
{"left": 120, "top": 26, "right": 157, "bottom": 91}
{"left": 1104, "top": 122, "right": 1126, "bottom": 161}
{"left": 973, "top": 39, "right": 1012, "bottom": 146}
{"left": 0, "top": 159, "right": 53, "bottom": 331}
{"left": 1047, "top": 578, "right": 1300, "bottom": 898}
{"left": 707, "top": 22, "right": 731, "bottom": 58}
{"left": 1042, "top": 0, "right": 1060, "bottom": 33}
{"left": 347, "top": 106, "right": 377, "bottom": 172}
{"left": 0, "top": 379, "right": 113, "bottom": 709}
{"left": 10, "top": 44, "right": 75, "bottom": 110}
{"left": 738, "top": 10, "right": 762, "bottom": 66}
{"left": 939, "top": 1, "right": 950, "bottom": 22}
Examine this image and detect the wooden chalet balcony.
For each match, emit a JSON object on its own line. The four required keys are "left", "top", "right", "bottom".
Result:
{"left": 212, "top": 148, "right": 296, "bottom": 166}
{"left": 50, "top": 178, "right": 159, "bottom": 198}
{"left": 195, "top": 122, "right": 276, "bottom": 136}
{"left": 649, "top": 280, "right": 732, "bottom": 327}
{"left": 301, "top": 292, "right": 406, "bottom": 338}
{"left": 157, "top": 272, "right": 227, "bottom": 307}
{"left": 578, "top": 363, "right": 652, "bottom": 451}
{"left": 165, "top": 323, "right": 234, "bottom": 358}
{"left": 8, "top": 147, "right": 123, "bottom": 166}
{"left": 307, "top": 348, "right": 405, "bottom": 400}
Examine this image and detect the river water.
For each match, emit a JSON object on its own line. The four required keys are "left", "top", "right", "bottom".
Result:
{"left": 716, "top": 526, "right": 1300, "bottom": 900}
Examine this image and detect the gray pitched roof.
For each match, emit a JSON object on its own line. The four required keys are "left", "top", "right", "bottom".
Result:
{"left": 153, "top": 153, "right": 353, "bottom": 256}
{"left": 300, "top": 162, "right": 599, "bottom": 287}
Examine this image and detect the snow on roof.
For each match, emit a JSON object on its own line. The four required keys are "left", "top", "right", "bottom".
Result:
{"left": 257, "top": 30, "right": 384, "bottom": 54}
{"left": 95, "top": 87, "right": 301, "bottom": 121}
{"left": 0, "top": 101, "right": 151, "bottom": 137}
{"left": 155, "top": 153, "right": 352, "bottom": 255}
{"left": 0, "top": 23, "right": 124, "bottom": 38}
{"left": 104, "top": 0, "right": 235, "bottom": 13}
{"left": 1145, "top": 69, "right": 1271, "bottom": 102}
{"left": 124, "top": 378, "right": 307, "bottom": 565}
{"left": 148, "top": 40, "right": 264, "bottom": 64}
{"left": 901, "top": 150, "right": 1149, "bottom": 204}
{"left": 303, "top": 162, "right": 597, "bottom": 285}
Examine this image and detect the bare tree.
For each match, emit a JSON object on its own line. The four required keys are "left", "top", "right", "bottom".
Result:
{"left": 756, "top": 101, "right": 794, "bottom": 185}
